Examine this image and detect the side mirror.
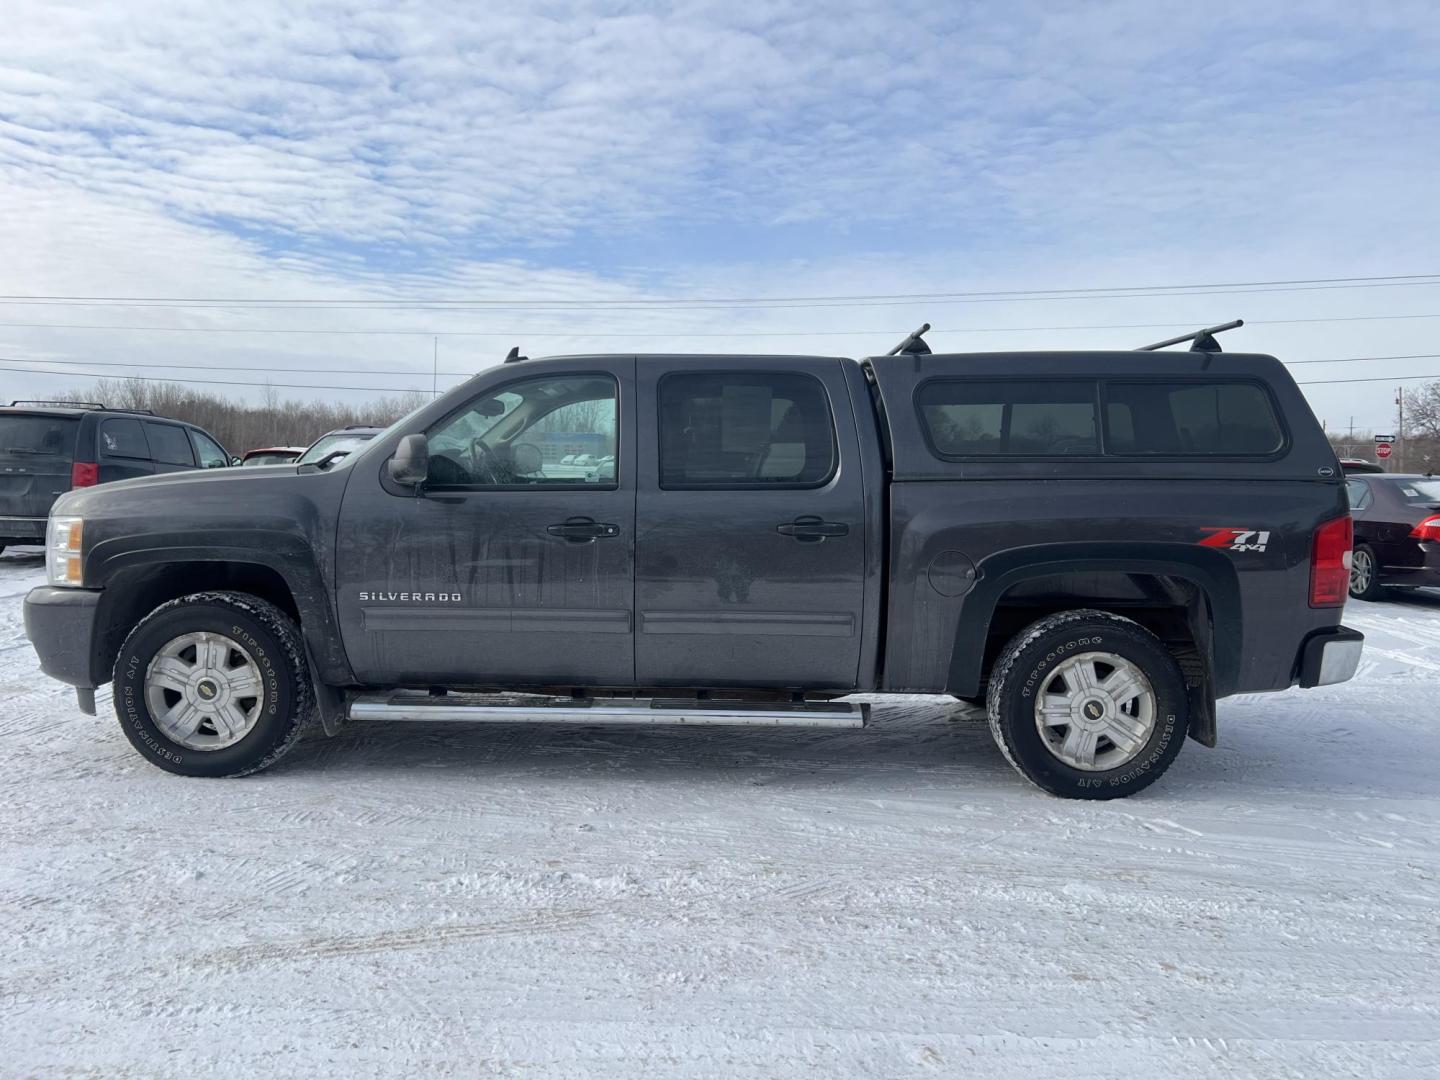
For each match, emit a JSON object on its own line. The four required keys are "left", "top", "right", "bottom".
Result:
{"left": 387, "top": 433, "right": 429, "bottom": 486}
{"left": 230, "top": 456, "right": 242, "bottom": 466}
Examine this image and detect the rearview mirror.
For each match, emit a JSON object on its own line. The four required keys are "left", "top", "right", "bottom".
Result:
{"left": 387, "top": 434, "right": 429, "bottom": 486}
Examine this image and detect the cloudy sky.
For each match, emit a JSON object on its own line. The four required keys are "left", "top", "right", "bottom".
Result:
{"left": 2, "top": 0, "right": 1439, "bottom": 434}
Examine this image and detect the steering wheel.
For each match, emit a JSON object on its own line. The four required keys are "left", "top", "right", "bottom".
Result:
{"left": 466, "top": 437, "right": 505, "bottom": 485}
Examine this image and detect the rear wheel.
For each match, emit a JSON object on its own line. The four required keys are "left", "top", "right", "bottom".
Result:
{"left": 1349, "top": 544, "right": 1384, "bottom": 601}
{"left": 113, "top": 591, "right": 313, "bottom": 777}
{"left": 986, "top": 610, "right": 1188, "bottom": 800}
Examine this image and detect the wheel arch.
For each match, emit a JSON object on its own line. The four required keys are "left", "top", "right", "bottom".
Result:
{"left": 947, "top": 544, "right": 1241, "bottom": 740}
{"left": 91, "top": 548, "right": 353, "bottom": 688}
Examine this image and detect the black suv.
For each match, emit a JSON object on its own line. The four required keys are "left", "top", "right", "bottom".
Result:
{"left": 0, "top": 402, "right": 231, "bottom": 553}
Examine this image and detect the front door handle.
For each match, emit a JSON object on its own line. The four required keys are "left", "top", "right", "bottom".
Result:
{"left": 777, "top": 516, "right": 849, "bottom": 542}
{"left": 547, "top": 517, "right": 620, "bottom": 542}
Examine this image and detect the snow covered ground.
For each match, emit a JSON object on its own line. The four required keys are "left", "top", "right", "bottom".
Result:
{"left": 1, "top": 546, "right": 1438, "bottom": 1079}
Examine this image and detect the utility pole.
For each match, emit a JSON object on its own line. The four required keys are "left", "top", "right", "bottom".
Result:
{"left": 1348, "top": 416, "right": 1355, "bottom": 439}
{"left": 433, "top": 337, "right": 439, "bottom": 399}
{"left": 1396, "top": 387, "right": 1405, "bottom": 472}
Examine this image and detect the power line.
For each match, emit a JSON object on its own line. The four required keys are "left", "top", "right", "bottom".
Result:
{"left": 4, "top": 312, "right": 1440, "bottom": 338}
{"left": 1286, "top": 353, "right": 1440, "bottom": 366}
{"left": 0, "top": 354, "right": 469, "bottom": 378}
{"left": 5, "top": 351, "right": 1439, "bottom": 380}
{"left": 1296, "top": 373, "right": 1440, "bottom": 385}
{"left": 0, "top": 359, "right": 432, "bottom": 394}
{"left": 1, "top": 273, "right": 1439, "bottom": 312}
{"left": 2, "top": 358, "right": 1433, "bottom": 392}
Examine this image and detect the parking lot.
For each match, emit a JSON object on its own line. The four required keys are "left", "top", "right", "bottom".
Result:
{"left": 1, "top": 545, "right": 1437, "bottom": 1078}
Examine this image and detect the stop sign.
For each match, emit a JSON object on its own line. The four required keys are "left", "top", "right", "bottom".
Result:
{"left": 1376, "top": 443, "right": 1393, "bottom": 460}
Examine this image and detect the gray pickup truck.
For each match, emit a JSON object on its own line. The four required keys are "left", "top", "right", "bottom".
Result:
{"left": 23, "top": 323, "right": 1363, "bottom": 798}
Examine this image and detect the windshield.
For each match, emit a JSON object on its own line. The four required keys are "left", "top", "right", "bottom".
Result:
{"left": 0, "top": 414, "right": 79, "bottom": 457}
{"left": 297, "top": 432, "right": 375, "bottom": 465}
{"left": 242, "top": 451, "right": 298, "bottom": 466}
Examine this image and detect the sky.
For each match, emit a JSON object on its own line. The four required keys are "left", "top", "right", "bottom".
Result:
{"left": 2, "top": 0, "right": 1440, "bottom": 437}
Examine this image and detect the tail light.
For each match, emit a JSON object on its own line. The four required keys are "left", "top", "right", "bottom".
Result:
{"left": 1310, "top": 515, "right": 1353, "bottom": 607}
{"left": 70, "top": 461, "right": 98, "bottom": 488}
{"left": 1412, "top": 515, "right": 1440, "bottom": 542}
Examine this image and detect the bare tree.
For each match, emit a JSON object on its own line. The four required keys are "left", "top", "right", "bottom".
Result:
{"left": 56, "top": 379, "right": 427, "bottom": 454}
{"left": 1404, "top": 381, "right": 1440, "bottom": 440}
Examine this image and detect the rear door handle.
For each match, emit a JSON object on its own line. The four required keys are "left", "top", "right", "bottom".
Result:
{"left": 547, "top": 517, "right": 620, "bottom": 542}
{"left": 777, "top": 516, "right": 849, "bottom": 542}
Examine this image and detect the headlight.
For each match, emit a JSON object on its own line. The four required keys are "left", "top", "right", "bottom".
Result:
{"left": 47, "top": 515, "right": 84, "bottom": 587}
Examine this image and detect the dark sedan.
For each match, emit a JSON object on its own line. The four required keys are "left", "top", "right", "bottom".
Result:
{"left": 1346, "top": 473, "right": 1440, "bottom": 600}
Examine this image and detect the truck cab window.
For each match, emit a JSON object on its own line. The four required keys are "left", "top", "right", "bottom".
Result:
{"left": 658, "top": 372, "right": 836, "bottom": 488}
{"left": 424, "top": 374, "right": 618, "bottom": 489}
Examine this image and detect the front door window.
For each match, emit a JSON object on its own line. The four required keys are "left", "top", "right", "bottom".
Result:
{"left": 425, "top": 375, "right": 618, "bottom": 489}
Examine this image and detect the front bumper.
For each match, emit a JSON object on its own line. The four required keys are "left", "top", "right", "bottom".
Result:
{"left": 0, "top": 515, "right": 47, "bottom": 540}
{"left": 1297, "top": 625, "right": 1364, "bottom": 688}
{"left": 23, "top": 586, "right": 104, "bottom": 691}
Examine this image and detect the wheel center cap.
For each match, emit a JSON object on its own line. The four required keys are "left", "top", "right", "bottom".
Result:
{"left": 1082, "top": 699, "right": 1105, "bottom": 722}
{"left": 196, "top": 679, "right": 219, "bottom": 702}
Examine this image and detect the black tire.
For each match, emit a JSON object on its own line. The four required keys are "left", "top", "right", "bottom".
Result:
{"left": 1348, "top": 544, "right": 1385, "bottom": 601}
{"left": 986, "top": 609, "right": 1188, "bottom": 800}
{"left": 112, "top": 591, "right": 314, "bottom": 777}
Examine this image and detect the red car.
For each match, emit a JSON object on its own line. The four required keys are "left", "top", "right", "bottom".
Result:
{"left": 1346, "top": 473, "right": 1440, "bottom": 599}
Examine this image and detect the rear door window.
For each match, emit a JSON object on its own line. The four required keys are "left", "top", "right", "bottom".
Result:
{"left": 1346, "top": 479, "right": 1371, "bottom": 510}
{"left": 144, "top": 422, "right": 196, "bottom": 466}
{"left": 0, "top": 414, "right": 78, "bottom": 459}
{"left": 99, "top": 418, "right": 150, "bottom": 460}
{"left": 1105, "top": 382, "right": 1284, "bottom": 456}
{"left": 658, "top": 372, "right": 837, "bottom": 488}
{"left": 916, "top": 380, "right": 1099, "bottom": 457}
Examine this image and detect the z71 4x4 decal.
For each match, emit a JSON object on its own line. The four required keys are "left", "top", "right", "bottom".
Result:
{"left": 1198, "top": 527, "right": 1272, "bottom": 553}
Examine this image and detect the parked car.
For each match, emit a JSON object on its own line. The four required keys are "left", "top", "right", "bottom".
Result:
{"left": 296, "top": 425, "right": 383, "bottom": 466}
{"left": 1, "top": 401, "right": 229, "bottom": 555}
{"left": 1340, "top": 458, "right": 1386, "bottom": 474}
{"left": 24, "top": 325, "right": 1362, "bottom": 799}
{"left": 1346, "top": 473, "right": 1440, "bottom": 599}
{"left": 239, "top": 446, "right": 307, "bottom": 467}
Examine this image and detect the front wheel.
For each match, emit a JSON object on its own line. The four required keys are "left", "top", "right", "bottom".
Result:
{"left": 113, "top": 591, "right": 314, "bottom": 777}
{"left": 986, "top": 610, "right": 1188, "bottom": 799}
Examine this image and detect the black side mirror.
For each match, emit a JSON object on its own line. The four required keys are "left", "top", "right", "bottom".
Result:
{"left": 387, "top": 433, "right": 429, "bottom": 486}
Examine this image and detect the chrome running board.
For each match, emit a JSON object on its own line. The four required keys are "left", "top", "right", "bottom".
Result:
{"left": 349, "top": 691, "right": 867, "bottom": 729}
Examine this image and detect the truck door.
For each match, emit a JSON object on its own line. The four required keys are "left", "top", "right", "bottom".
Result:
{"left": 634, "top": 358, "right": 867, "bottom": 690}
{"left": 335, "top": 360, "right": 636, "bottom": 686}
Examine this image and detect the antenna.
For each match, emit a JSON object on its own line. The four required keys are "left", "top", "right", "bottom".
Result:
{"left": 886, "top": 323, "right": 932, "bottom": 356}
{"left": 1136, "top": 319, "right": 1244, "bottom": 353}
{"left": 503, "top": 346, "right": 527, "bottom": 364}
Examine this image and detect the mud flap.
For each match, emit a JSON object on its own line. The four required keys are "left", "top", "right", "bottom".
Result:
{"left": 1187, "top": 678, "right": 1217, "bottom": 748}
{"left": 305, "top": 642, "right": 348, "bottom": 737}
{"left": 1184, "top": 589, "right": 1218, "bottom": 748}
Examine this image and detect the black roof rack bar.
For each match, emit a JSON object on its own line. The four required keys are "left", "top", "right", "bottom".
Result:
{"left": 8, "top": 399, "right": 109, "bottom": 409}
{"left": 886, "top": 323, "right": 932, "bottom": 356}
{"left": 1136, "top": 319, "right": 1244, "bottom": 353}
